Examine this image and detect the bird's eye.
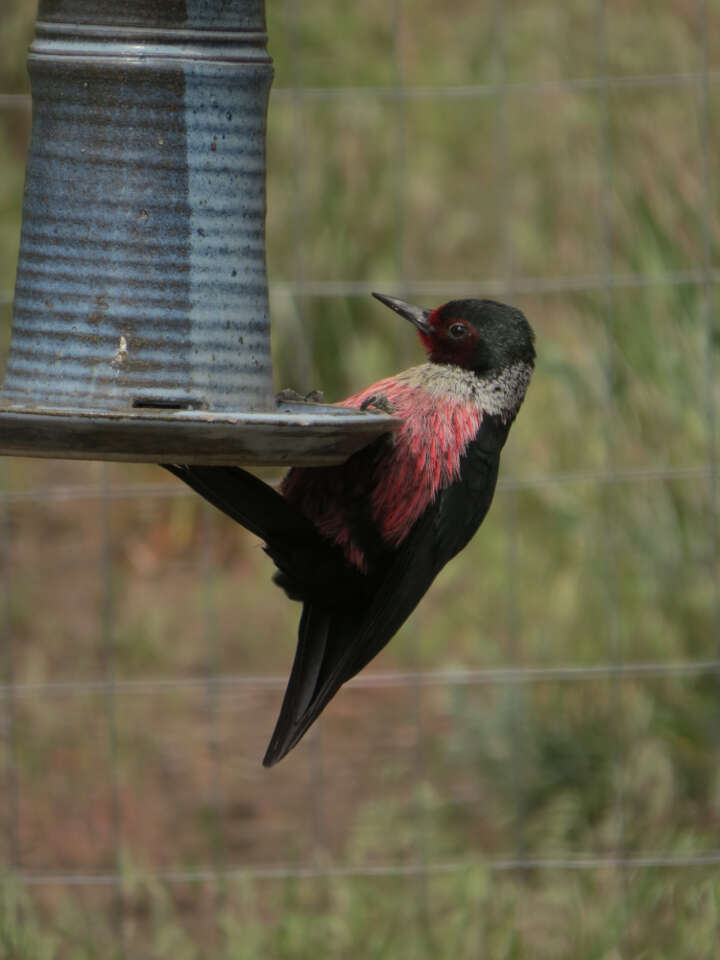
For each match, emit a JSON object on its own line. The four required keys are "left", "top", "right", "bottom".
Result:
{"left": 448, "top": 323, "right": 467, "bottom": 339}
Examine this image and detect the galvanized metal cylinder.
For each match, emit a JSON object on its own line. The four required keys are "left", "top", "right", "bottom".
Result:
{"left": 5, "top": 0, "right": 274, "bottom": 413}
{"left": 0, "top": 0, "right": 400, "bottom": 465}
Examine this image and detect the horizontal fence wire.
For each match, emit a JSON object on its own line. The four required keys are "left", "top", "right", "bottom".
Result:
{"left": 0, "top": 660, "right": 719, "bottom": 699}
{"left": 3, "top": 271, "right": 720, "bottom": 308}
{"left": 11, "top": 852, "right": 720, "bottom": 889}
{"left": 2, "top": 69, "right": 720, "bottom": 110}
{"left": 2, "top": 271, "right": 719, "bottom": 310}
{"left": 0, "top": 465, "right": 713, "bottom": 506}
{"left": 269, "top": 271, "right": 720, "bottom": 295}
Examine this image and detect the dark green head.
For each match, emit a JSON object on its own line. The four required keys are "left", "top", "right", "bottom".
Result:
{"left": 373, "top": 293, "right": 535, "bottom": 375}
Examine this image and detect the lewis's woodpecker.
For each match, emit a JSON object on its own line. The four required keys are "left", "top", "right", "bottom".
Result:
{"left": 165, "top": 293, "right": 535, "bottom": 766}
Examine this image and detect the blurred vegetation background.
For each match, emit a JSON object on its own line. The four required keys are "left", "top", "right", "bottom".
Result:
{"left": 1, "top": 0, "right": 720, "bottom": 957}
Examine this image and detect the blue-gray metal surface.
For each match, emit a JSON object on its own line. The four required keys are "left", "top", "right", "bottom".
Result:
{"left": 0, "top": 401, "right": 401, "bottom": 466}
{"left": 0, "top": 0, "right": 398, "bottom": 464}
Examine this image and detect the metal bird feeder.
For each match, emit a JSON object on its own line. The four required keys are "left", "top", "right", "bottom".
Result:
{"left": 0, "top": 0, "right": 399, "bottom": 465}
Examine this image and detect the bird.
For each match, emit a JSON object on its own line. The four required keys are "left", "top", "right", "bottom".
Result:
{"left": 164, "top": 293, "right": 535, "bottom": 766}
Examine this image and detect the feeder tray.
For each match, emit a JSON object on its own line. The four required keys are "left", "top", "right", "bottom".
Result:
{"left": 0, "top": 0, "right": 400, "bottom": 465}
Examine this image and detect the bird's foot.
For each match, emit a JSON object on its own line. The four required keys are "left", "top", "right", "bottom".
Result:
{"left": 360, "top": 393, "right": 395, "bottom": 415}
{"left": 276, "top": 388, "right": 325, "bottom": 404}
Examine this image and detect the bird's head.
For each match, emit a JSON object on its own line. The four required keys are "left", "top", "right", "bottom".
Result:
{"left": 372, "top": 293, "right": 535, "bottom": 376}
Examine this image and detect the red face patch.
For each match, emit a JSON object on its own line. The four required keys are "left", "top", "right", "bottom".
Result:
{"left": 420, "top": 308, "right": 481, "bottom": 368}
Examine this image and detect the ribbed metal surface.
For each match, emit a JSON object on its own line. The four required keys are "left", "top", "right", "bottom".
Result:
{"left": 3, "top": 0, "right": 274, "bottom": 413}
{"left": 185, "top": 65, "right": 272, "bottom": 409}
{"left": 37, "top": 0, "right": 268, "bottom": 31}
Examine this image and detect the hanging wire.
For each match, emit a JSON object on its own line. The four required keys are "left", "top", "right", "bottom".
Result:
{"left": 0, "top": 461, "right": 20, "bottom": 873}
{"left": 99, "top": 465, "right": 127, "bottom": 954}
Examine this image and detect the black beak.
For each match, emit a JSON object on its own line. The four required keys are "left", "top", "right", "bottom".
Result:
{"left": 372, "top": 292, "right": 432, "bottom": 334}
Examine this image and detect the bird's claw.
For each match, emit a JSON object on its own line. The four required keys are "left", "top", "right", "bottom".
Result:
{"left": 360, "top": 393, "right": 395, "bottom": 415}
{"left": 276, "top": 388, "right": 325, "bottom": 404}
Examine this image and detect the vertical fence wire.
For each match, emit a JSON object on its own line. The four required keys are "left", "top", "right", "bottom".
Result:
{"left": 491, "top": 0, "right": 529, "bottom": 881}
{"left": 392, "top": 0, "right": 409, "bottom": 300}
{"left": 390, "top": 2, "right": 432, "bottom": 945}
{"left": 100, "top": 466, "right": 126, "bottom": 953}
{"left": 200, "top": 501, "right": 226, "bottom": 935}
{"left": 594, "top": 0, "right": 629, "bottom": 944}
{"left": 0, "top": 462, "right": 20, "bottom": 875}
{"left": 280, "top": 2, "right": 333, "bottom": 892}
{"left": 699, "top": 0, "right": 718, "bottom": 632}
{"left": 697, "top": 2, "right": 720, "bottom": 954}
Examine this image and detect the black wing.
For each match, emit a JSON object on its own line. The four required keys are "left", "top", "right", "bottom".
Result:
{"left": 162, "top": 421, "right": 505, "bottom": 768}
{"left": 162, "top": 464, "right": 359, "bottom": 598}
{"left": 262, "top": 440, "right": 502, "bottom": 765}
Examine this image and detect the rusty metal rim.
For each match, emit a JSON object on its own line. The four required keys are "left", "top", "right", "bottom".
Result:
{"left": 35, "top": 24, "right": 269, "bottom": 42}
{"left": 28, "top": 53, "right": 272, "bottom": 67}
{"left": 0, "top": 400, "right": 401, "bottom": 425}
{"left": 0, "top": 404, "right": 402, "bottom": 465}
{"left": 29, "top": 50, "right": 272, "bottom": 66}
{"left": 31, "top": 22, "right": 272, "bottom": 66}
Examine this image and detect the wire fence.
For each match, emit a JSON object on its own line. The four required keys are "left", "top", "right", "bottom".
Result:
{"left": 1, "top": 0, "right": 719, "bottom": 954}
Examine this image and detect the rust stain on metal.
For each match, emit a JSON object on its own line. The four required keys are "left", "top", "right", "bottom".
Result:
{"left": 111, "top": 335, "right": 129, "bottom": 368}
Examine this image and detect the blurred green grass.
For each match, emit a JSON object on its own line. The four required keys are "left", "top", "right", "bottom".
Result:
{"left": 1, "top": 0, "right": 720, "bottom": 957}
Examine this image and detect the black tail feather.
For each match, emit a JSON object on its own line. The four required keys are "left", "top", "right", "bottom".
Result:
{"left": 162, "top": 465, "right": 358, "bottom": 603}
{"left": 161, "top": 464, "right": 316, "bottom": 544}
{"left": 162, "top": 463, "right": 416, "bottom": 768}
{"left": 261, "top": 509, "right": 444, "bottom": 765}
{"left": 262, "top": 603, "right": 330, "bottom": 766}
